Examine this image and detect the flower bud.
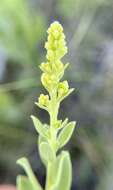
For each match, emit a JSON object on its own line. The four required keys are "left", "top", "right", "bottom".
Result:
{"left": 38, "top": 94, "right": 49, "bottom": 107}
{"left": 58, "top": 81, "right": 69, "bottom": 98}
{"left": 46, "top": 50, "right": 54, "bottom": 61}
{"left": 40, "top": 62, "right": 52, "bottom": 73}
{"left": 52, "top": 30, "right": 59, "bottom": 39}
{"left": 45, "top": 21, "right": 67, "bottom": 61}
{"left": 41, "top": 73, "right": 56, "bottom": 90}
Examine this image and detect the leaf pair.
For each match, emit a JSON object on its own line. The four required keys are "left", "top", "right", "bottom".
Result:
{"left": 32, "top": 114, "right": 76, "bottom": 151}
{"left": 38, "top": 140, "right": 72, "bottom": 190}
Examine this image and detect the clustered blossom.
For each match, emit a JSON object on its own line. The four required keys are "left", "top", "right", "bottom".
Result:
{"left": 38, "top": 21, "right": 72, "bottom": 107}
{"left": 45, "top": 21, "right": 67, "bottom": 61}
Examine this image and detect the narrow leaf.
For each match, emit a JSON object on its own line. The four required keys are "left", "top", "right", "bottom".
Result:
{"left": 17, "top": 175, "right": 33, "bottom": 190}
{"left": 59, "top": 118, "right": 68, "bottom": 130}
{"left": 59, "top": 63, "right": 69, "bottom": 79}
{"left": 31, "top": 115, "right": 49, "bottom": 138}
{"left": 58, "top": 88, "right": 75, "bottom": 102}
{"left": 35, "top": 102, "right": 48, "bottom": 112}
{"left": 64, "top": 63, "right": 70, "bottom": 72}
{"left": 17, "top": 157, "right": 43, "bottom": 190}
{"left": 58, "top": 121, "right": 76, "bottom": 148}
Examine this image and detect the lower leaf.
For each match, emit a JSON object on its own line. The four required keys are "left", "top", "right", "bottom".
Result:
{"left": 17, "top": 175, "right": 33, "bottom": 190}
{"left": 39, "top": 142, "right": 55, "bottom": 166}
{"left": 50, "top": 151, "right": 72, "bottom": 190}
{"left": 17, "top": 157, "right": 43, "bottom": 190}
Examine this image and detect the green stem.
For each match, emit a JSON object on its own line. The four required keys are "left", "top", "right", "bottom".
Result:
{"left": 45, "top": 163, "right": 52, "bottom": 190}
{"left": 45, "top": 159, "right": 57, "bottom": 190}
{"left": 45, "top": 88, "right": 59, "bottom": 190}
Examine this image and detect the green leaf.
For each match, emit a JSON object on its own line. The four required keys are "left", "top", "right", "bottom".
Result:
{"left": 35, "top": 102, "right": 48, "bottom": 112}
{"left": 59, "top": 118, "right": 68, "bottom": 130}
{"left": 39, "top": 142, "right": 55, "bottom": 166}
{"left": 59, "top": 63, "right": 69, "bottom": 79}
{"left": 58, "top": 121, "right": 76, "bottom": 148}
{"left": 17, "top": 175, "right": 33, "bottom": 190}
{"left": 64, "top": 63, "right": 70, "bottom": 70}
{"left": 50, "top": 151, "right": 72, "bottom": 190}
{"left": 31, "top": 115, "right": 49, "bottom": 138}
{"left": 17, "top": 157, "right": 43, "bottom": 190}
{"left": 38, "top": 135, "right": 47, "bottom": 145}
{"left": 58, "top": 88, "right": 75, "bottom": 102}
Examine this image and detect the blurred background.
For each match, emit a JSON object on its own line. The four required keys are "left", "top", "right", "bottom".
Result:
{"left": 0, "top": 0, "right": 113, "bottom": 189}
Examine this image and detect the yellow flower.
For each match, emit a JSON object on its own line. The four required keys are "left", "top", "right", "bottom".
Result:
{"left": 40, "top": 21, "right": 70, "bottom": 95}
{"left": 38, "top": 94, "right": 49, "bottom": 107}
{"left": 41, "top": 73, "right": 56, "bottom": 90}
{"left": 47, "top": 21, "right": 63, "bottom": 35}
{"left": 40, "top": 62, "right": 52, "bottom": 73}
{"left": 58, "top": 81, "right": 69, "bottom": 98}
{"left": 45, "top": 21, "right": 68, "bottom": 61}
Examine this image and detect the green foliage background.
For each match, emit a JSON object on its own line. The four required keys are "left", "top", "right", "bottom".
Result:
{"left": 0, "top": 0, "right": 113, "bottom": 189}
